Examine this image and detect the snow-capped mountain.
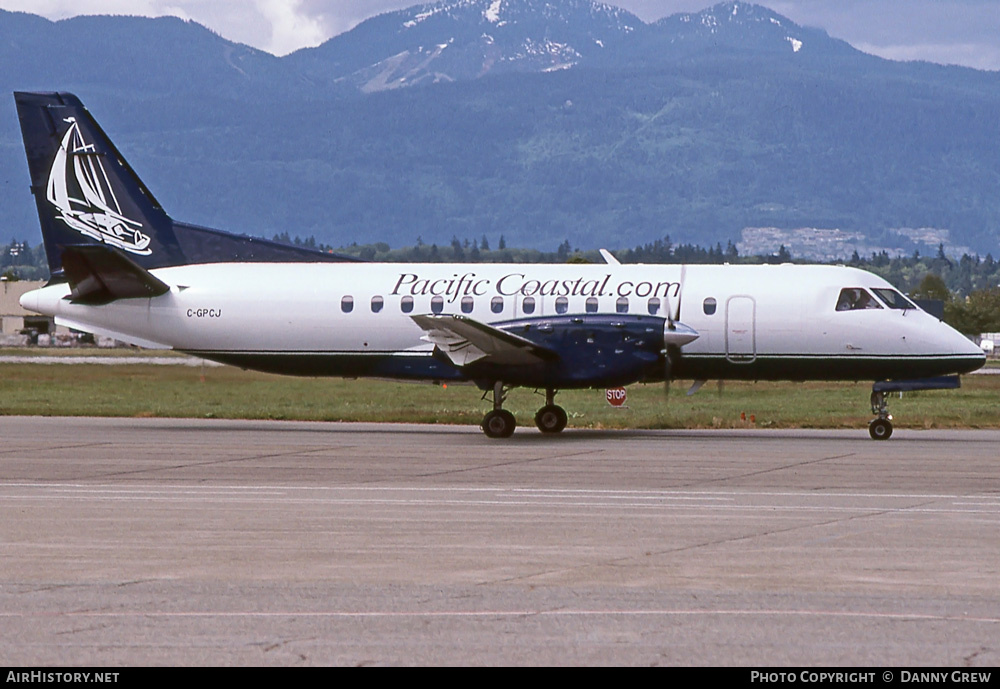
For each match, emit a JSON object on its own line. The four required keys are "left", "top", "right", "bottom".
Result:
{"left": 289, "top": 1, "right": 857, "bottom": 92}
{"left": 644, "top": 2, "right": 856, "bottom": 59}
{"left": 288, "top": 0, "right": 642, "bottom": 92}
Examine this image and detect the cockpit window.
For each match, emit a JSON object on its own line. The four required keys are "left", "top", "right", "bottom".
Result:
{"left": 872, "top": 288, "right": 916, "bottom": 310}
{"left": 836, "top": 288, "right": 882, "bottom": 311}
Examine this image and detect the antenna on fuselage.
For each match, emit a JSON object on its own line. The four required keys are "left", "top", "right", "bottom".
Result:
{"left": 599, "top": 249, "right": 620, "bottom": 265}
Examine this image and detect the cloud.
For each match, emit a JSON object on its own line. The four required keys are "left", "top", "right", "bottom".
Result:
{"left": 0, "top": 0, "right": 170, "bottom": 19}
{"left": 768, "top": 0, "right": 1000, "bottom": 70}
{"left": 255, "top": 0, "right": 327, "bottom": 55}
{"left": 855, "top": 42, "right": 1000, "bottom": 71}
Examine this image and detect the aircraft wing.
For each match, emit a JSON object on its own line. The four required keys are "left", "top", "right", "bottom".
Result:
{"left": 410, "top": 314, "right": 558, "bottom": 367}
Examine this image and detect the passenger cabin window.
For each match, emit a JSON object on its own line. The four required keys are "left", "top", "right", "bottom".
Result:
{"left": 585, "top": 297, "right": 598, "bottom": 313}
{"left": 836, "top": 288, "right": 882, "bottom": 311}
{"left": 522, "top": 296, "right": 535, "bottom": 315}
{"left": 371, "top": 296, "right": 383, "bottom": 313}
{"left": 555, "top": 297, "right": 569, "bottom": 314}
{"left": 401, "top": 296, "right": 414, "bottom": 313}
{"left": 491, "top": 296, "right": 504, "bottom": 314}
{"left": 872, "top": 288, "right": 916, "bottom": 310}
{"left": 647, "top": 298, "right": 660, "bottom": 315}
{"left": 616, "top": 297, "right": 629, "bottom": 314}
{"left": 431, "top": 296, "right": 444, "bottom": 314}
{"left": 461, "top": 296, "right": 474, "bottom": 314}
{"left": 703, "top": 297, "right": 717, "bottom": 315}
{"left": 341, "top": 295, "right": 354, "bottom": 313}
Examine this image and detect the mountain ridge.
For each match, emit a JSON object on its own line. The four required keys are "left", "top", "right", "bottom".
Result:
{"left": 287, "top": 1, "right": 864, "bottom": 92}
{"left": 0, "top": 1, "right": 997, "bottom": 257}
{"left": 287, "top": 0, "right": 645, "bottom": 91}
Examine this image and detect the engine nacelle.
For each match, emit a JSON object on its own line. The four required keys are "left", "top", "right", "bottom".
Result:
{"left": 465, "top": 314, "right": 699, "bottom": 389}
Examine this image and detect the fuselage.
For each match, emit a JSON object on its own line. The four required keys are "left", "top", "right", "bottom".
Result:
{"left": 21, "top": 262, "right": 986, "bottom": 387}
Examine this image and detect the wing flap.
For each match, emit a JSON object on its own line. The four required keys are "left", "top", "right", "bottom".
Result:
{"left": 410, "top": 314, "right": 557, "bottom": 367}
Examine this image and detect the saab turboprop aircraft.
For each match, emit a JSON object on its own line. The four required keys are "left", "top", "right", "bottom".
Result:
{"left": 13, "top": 92, "right": 986, "bottom": 439}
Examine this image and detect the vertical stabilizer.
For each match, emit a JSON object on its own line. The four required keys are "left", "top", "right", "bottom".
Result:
{"left": 14, "top": 92, "right": 185, "bottom": 279}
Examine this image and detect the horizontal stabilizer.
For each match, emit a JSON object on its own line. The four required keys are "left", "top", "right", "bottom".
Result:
{"left": 54, "top": 316, "right": 171, "bottom": 349}
{"left": 411, "top": 314, "right": 557, "bottom": 367}
{"left": 60, "top": 244, "right": 170, "bottom": 305}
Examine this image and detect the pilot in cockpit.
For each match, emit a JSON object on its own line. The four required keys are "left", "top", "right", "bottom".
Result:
{"left": 836, "top": 288, "right": 881, "bottom": 311}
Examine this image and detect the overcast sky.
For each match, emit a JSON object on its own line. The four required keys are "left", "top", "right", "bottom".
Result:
{"left": 2, "top": 0, "right": 998, "bottom": 70}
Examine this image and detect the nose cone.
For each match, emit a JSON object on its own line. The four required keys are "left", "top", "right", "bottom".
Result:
{"left": 664, "top": 321, "right": 699, "bottom": 347}
{"left": 963, "top": 337, "right": 988, "bottom": 373}
{"left": 937, "top": 319, "right": 987, "bottom": 373}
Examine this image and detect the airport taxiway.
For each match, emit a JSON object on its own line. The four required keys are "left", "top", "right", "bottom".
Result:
{"left": 1, "top": 417, "right": 998, "bottom": 665}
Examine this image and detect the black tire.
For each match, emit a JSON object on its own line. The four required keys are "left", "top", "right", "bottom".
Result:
{"left": 534, "top": 404, "right": 568, "bottom": 433}
{"left": 869, "top": 418, "right": 893, "bottom": 440}
{"left": 482, "top": 409, "right": 516, "bottom": 438}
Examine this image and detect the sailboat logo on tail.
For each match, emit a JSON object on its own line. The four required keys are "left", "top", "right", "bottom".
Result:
{"left": 46, "top": 117, "right": 152, "bottom": 255}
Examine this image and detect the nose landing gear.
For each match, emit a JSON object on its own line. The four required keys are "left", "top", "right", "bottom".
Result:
{"left": 867, "top": 376, "right": 962, "bottom": 440}
{"left": 869, "top": 388, "right": 893, "bottom": 440}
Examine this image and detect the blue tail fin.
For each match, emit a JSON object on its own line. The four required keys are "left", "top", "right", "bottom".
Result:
{"left": 14, "top": 91, "right": 186, "bottom": 279}
{"left": 14, "top": 91, "right": 359, "bottom": 280}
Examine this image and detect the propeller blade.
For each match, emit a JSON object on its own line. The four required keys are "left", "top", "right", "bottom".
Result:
{"left": 674, "top": 264, "right": 686, "bottom": 323}
{"left": 662, "top": 343, "right": 682, "bottom": 398}
{"left": 664, "top": 266, "right": 686, "bottom": 400}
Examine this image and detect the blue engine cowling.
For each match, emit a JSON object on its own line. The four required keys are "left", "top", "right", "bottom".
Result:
{"left": 460, "top": 314, "right": 697, "bottom": 389}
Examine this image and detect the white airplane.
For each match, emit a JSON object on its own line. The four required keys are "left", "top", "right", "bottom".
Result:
{"left": 14, "top": 92, "right": 986, "bottom": 439}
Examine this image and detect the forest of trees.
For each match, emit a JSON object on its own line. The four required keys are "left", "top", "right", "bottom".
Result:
{"left": 0, "top": 240, "right": 46, "bottom": 281}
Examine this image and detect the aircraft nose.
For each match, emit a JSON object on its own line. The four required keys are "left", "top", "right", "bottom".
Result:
{"left": 937, "top": 319, "right": 987, "bottom": 372}
{"left": 952, "top": 325, "right": 986, "bottom": 354}
{"left": 967, "top": 339, "right": 988, "bottom": 370}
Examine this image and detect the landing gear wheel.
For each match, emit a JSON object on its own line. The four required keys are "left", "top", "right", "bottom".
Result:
{"left": 534, "top": 404, "right": 568, "bottom": 434}
{"left": 868, "top": 388, "right": 894, "bottom": 441}
{"left": 482, "top": 409, "right": 516, "bottom": 438}
{"left": 869, "top": 418, "right": 893, "bottom": 440}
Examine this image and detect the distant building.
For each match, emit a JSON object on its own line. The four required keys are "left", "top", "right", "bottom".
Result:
{"left": 738, "top": 227, "right": 868, "bottom": 261}
{"left": 980, "top": 332, "right": 1000, "bottom": 357}
{"left": 738, "top": 226, "right": 970, "bottom": 262}
{"left": 0, "top": 279, "right": 53, "bottom": 341}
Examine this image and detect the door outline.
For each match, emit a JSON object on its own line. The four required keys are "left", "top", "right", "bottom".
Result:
{"left": 725, "top": 295, "right": 756, "bottom": 363}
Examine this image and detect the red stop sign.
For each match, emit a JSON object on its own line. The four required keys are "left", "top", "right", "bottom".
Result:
{"left": 606, "top": 387, "right": 627, "bottom": 407}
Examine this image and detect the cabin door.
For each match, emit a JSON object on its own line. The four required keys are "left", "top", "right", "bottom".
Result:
{"left": 725, "top": 296, "right": 756, "bottom": 363}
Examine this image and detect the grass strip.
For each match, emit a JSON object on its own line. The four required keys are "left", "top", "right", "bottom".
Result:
{"left": 1, "top": 362, "right": 997, "bottom": 429}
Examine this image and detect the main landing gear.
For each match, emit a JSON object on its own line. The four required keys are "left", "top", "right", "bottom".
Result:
{"left": 534, "top": 389, "right": 568, "bottom": 434}
{"left": 480, "top": 384, "right": 568, "bottom": 438}
{"left": 481, "top": 382, "right": 516, "bottom": 438}
{"left": 869, "top": 388, "right": 893, "bottom": 440}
